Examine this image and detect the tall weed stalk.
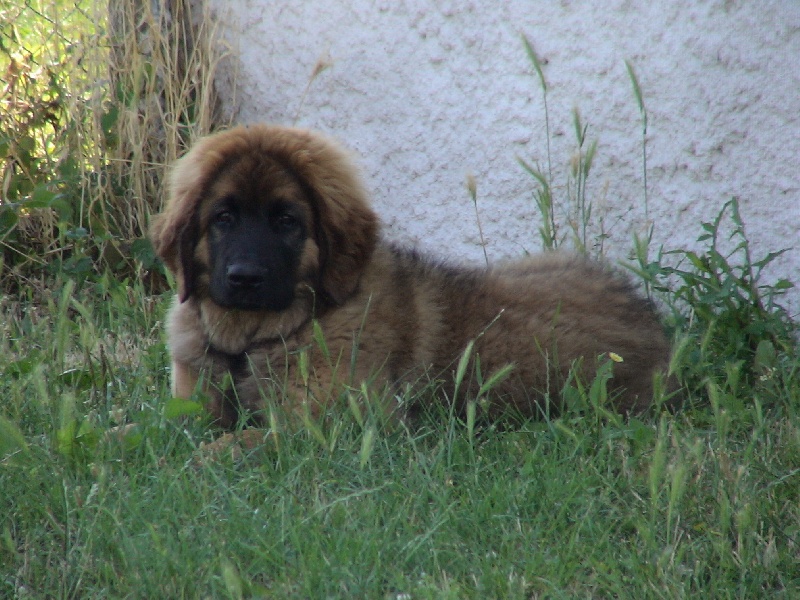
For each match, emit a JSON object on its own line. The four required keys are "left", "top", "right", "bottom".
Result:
{"left": 519, "top": 34, "right": 602, "bottom": 255}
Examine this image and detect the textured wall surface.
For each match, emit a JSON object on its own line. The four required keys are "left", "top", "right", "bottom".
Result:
{"left": 207, "top": 0, "right": 799, "bottom": 313}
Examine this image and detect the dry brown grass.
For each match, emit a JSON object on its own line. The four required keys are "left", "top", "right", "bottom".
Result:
{"left": 0, "top": 0, "right": 230, "bottom": 290}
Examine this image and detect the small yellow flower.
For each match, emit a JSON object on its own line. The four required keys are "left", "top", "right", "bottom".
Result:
{"left": 608, "top": 352, "right": 624, "bottom": 363}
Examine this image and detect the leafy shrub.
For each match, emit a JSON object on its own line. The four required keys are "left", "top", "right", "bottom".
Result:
{"left": 633, "top": 198, "right": 796, "bottom": 402}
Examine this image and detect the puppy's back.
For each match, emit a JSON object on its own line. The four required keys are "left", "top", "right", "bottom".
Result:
{"left": 413, "top": 252, "right": 671, "bottom": 415}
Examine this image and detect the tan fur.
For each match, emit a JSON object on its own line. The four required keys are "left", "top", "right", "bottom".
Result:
{"left": 151, "top": 124, "right": 672, "bottom": 428}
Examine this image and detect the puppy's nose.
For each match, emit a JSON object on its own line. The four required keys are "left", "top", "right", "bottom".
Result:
{"left": 226, "top": 263, "right": 266, "bottom": 289}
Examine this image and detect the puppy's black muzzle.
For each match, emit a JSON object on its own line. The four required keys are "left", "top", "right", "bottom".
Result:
{"left": 206, "top": 204, "right": 304, "bottom": 312}
{"left": 212, "top": 257, "right": 295, "bottom": 312}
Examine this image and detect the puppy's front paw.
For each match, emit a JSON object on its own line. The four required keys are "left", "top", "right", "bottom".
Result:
{"left": 195, "top": 429, "right": 276, "bottom": 464}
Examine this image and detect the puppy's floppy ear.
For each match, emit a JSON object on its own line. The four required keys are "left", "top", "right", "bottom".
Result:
{"left": 149, "top": 133, "right": 224, "bottom": 302}
{"left": 272, "top": 127, "right": 379, "bottom": 304}
{"left": 315, "top": 186, "right": 379, "bottom": 305}
{"left": 149, "top": 208, "right": 199, "bottom": 303}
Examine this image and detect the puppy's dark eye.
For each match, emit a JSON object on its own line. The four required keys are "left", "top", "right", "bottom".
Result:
{"left": 273, "top": 212, "right": 299, "bottom": 232}
{"left": 214, "top": 209, "right": 234, "bottom": 226}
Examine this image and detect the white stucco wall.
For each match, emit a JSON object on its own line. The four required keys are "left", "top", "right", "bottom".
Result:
{"left": 206, "top": 0, "right": 800, "bottom": 314}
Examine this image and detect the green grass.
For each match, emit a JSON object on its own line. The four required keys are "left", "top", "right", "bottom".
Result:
{"left": 1, "top": 273, "right": 799, "bottom": 598}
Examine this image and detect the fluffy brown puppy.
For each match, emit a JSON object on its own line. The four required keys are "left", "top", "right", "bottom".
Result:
{"left": 150, "top": 124, "right": 671, "bottom": 428}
